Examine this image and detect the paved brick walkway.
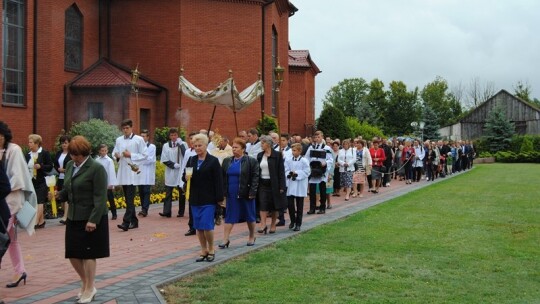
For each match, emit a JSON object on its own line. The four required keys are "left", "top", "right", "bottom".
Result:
{"left": 0, "top": 172, "right": 466, "bottom": 304}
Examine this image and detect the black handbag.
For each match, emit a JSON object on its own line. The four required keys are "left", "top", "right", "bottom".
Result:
{"left": 0, "top": 216, "right": 10, "bottom": 262}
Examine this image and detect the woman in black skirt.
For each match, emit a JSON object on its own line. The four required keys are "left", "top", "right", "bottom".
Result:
{"left": 55, "top": 136, "right": 109, "bottom": 303}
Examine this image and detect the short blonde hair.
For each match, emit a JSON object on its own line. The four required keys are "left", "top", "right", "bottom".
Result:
{"left": 28, "top": 134, "right": 42, "bottom": 145}
{"left": 191, "top": 133, "right": 209, "bottom": 146}
{"left": 291, "top": 143, "right": 302, "bottom": 151}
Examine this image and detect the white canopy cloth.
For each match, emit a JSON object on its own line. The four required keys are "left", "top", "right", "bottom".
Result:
{"left": 178, "top": 76, "right": 264, "bottom": 112}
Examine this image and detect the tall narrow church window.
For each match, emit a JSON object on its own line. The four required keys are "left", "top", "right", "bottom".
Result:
{"left": 271, "top": 28, "right": 277, "bottom": 116}
{"left": 65, "top": 5, "right": 82, "bottom": 71}
{"left": 2, "top": 0, "right": 25, "bottom": 105}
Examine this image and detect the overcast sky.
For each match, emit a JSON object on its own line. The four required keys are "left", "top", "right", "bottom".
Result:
{"left": 289, "top": 0, "right": 540, "bottom": 117}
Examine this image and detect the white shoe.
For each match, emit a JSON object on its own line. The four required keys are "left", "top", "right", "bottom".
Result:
{"left": 78, "top": 287, "right": 97, "bottom": 303}
{"left": 387, "top": 183, "right": 391, "bottom": 187}
{"left": 426, "top": 177, "right": 429, "bottom": 181}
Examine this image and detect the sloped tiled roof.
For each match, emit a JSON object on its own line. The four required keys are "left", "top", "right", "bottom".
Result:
{"left": 288, "top": 50, "right": 321, "bottom": 74}
{"left": 70, "top": 59, "right": 160, "bottom": 91}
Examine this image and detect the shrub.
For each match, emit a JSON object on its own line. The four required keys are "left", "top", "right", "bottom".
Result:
{"left": 67, "top": 119, "right": 121, "bottom": 155}
{"left": 256, "top": 114, "right": 278, "bottom": 135}
{"left": 495, "top": 151, "right": 540, "bottom": 163}
{"left": 479, "top": 152, "right": 493, "bottom": 158}
{"left": 519, "top": 136, "right": 534, "bottom": 153}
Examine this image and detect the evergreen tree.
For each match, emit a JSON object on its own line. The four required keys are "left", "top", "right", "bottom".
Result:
{"left": 482, "top": 103, "right": 515, "bottom": 152}
{"left": 317, "top": 104, "right": 352, "bottom": 139}
{"left": 421, "top": 105, "right": 441, "bottom": 141}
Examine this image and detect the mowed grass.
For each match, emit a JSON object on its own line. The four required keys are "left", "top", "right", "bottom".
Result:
{"left": 164, "top": 164, "right": 540, "bottom": 303}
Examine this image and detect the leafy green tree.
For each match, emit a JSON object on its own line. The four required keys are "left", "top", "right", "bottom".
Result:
{"left": 67, "top": 119, "right": 121, "bottom": 155}
{"left": 346, "top": 116, "right": 385, "bottom": 139}
{"left": 364, "top": 78, "right": 386, "bottom": 126}
{"left": 513, "top": 80, "right": 532, "bottom": 102}
{"left": 482, "top": 103, "right": 515, "bottom": 152}
{"left": 317, "top": 104, "right": 352, "bottom": 139}
{"left": 382, "top": 81, "right": 420, "bottom": 136}
{"left": 421, "top": 105, "right": 441, "bottom": 141}
{"left": 322, "top": 78, "right": 369, "bottom": 121}
{"left": 421, "top": 76, "right": 463, "bottom": 127}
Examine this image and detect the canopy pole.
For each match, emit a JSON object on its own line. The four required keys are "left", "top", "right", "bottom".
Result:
{"left": 229, "top": 70, "right": 239, "bottom": 135}
{"left": 208, "top": 105, "right": 217, "bottom": 132}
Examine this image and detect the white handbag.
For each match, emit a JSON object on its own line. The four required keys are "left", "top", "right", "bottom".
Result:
{"left": 16, "top": 201, "right": 36, "bottom": 229}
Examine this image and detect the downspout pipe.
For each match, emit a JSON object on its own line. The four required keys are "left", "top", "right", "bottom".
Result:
{"left": 261, "top": 0, "right": 276, "bottom": 119}
{"left": 32, "top": 0, "right": 38, "bottom": 133}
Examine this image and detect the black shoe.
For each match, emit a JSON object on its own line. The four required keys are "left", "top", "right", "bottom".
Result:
{"left": 177, "top": 214, "right": 184, "bottom": 218}
{"left": 257, "top": 226, "right": 268, "bottom": 234}
{"left": 138, "top": 211, "right": 147, "bottom": 217}
{"left": 59, "top": 219, "right": 66, "bottom": 225}
{"left": 34, "top": 221, "right": 46, "bottom": 229}
{"left": 117, "top": 224, "right": 129, "bottom": 231}
{"left": 316, "top": 210, "right": 326, "bottom": 214}
{"left": 111, "top": 215, "right": 117, "bottom": 220}
{"left": 307, "top": 210, "right": 316, "bottom": 215}
{"left": 196, "top": 254, "right": 208, "bottom": 262}
{"left": 159, "top": 212, "right": 171, "bottom": 218}
{"left": 289, "top": 222, "right": 295, "bottom": 229}
{"left": 128, "top": 223, "right": 138, "bottom": 229}
{"left": 276, "top": 221, "right": 285, "bottom": 227}
{"left": 6, "top": 272, "right": 27, "bottom": 288}
{"left": 293, "top": 225, "right": 301, "bottom": 231}
{"left": 218, "top": 240, "right": 230, "bottom": 249}
{"left": 206, "top": 253, "right": 215, "bottom": 262}
{"left": 184, "top": 229, "right": 196, "bottom": 236}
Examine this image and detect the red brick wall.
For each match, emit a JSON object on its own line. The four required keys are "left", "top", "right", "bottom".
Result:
{"left": 107, "top": 0, "right": 292, "bottom": 139}
{"left": 0, "top": 1, "right": 100, "bottom": 148}
{"left": 0, "top": 0, "right": 310, "bottom": 148}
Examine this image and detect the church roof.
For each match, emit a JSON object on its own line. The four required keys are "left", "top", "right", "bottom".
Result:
{"left": 69, "top": 59, "right": 160, "bottom": 91}
{"left": 289, "top": 50, "right": 321, "bottom": 74}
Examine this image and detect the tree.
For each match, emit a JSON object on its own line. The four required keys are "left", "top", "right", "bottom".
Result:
{"left": 514, "top": 80, "right": 532, "bottom": 102}
{"left": 466, "top": 77, "right": 495, "bottom": 109}
{"left": 421, "top": 105, "right": 441, "bottom": 141}
{"left": 382, "top": 81, "right": 420, "bottom": 136}
{"left": 346, "top": 116, "right": 385, "bottom": 139}
{"left": 322, "top": 78, "right": 369, "bottom": 120}
{"left": 364, "top": 78, "right": 386, "bottom": 126}
{"left": 317, "top": 104, "right": 352, "bottom": 139}
{"left": 482, "top": 102, "right": 515, "bottom": 152}
{"left": 421, "top": 76, "right": 463, "bottom": 127}
{"left": 67, "top": 119, "right": 122, "bottom": 155}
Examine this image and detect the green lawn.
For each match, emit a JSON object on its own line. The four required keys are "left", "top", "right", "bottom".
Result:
{"left": 164, "top": 164, "right": 540, "bottom": 303}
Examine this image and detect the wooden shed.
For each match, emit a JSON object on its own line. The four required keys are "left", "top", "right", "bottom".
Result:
{"left": 439, "top": 89, "right": 540, "bottom": 140}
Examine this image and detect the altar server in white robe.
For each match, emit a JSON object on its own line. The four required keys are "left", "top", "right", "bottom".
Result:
{"left": 113, "top": 119, "right": 147, "bottom": 231}
{"left": 285, "top": 143, "right": 310, "bottom": 231}
{"left": 160, "top": 128, "right": 188, "bottom": 217}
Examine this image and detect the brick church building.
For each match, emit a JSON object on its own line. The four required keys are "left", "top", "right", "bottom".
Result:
{"left": 1, "top": 0, "right": 320, "bottom": 148}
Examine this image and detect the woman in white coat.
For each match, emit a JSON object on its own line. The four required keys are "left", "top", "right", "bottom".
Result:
{"left": 337, "top": 139, "right": 356, "bottom": 200}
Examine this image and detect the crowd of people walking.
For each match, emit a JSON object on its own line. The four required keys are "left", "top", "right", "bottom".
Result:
{"left": 0, "top": 118, "right": 476, "bottom": 303}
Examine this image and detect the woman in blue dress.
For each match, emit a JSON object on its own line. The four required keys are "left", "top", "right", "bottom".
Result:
{"left": 219, "top": 138, "right": 259, "bottom": 248}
